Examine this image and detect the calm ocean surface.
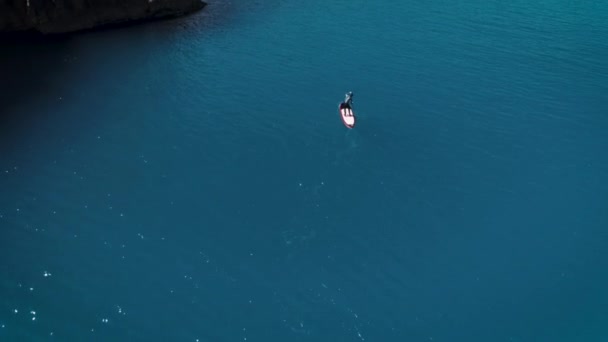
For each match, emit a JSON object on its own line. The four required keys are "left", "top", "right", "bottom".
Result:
{"left": 1, "top": 0, "right": 607, "bottom": 340}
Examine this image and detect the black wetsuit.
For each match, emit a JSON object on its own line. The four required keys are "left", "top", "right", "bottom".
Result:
{"left": 344, "top": 92, "right": 353, "bottom": 107}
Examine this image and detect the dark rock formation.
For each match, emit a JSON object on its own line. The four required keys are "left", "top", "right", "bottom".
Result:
{"left": 0, "top": 0, "right": 206, "bottom": 34}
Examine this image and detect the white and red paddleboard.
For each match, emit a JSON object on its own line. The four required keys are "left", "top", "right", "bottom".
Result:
{"left": 339, "top": 102, "right": 356, "bottom": 129}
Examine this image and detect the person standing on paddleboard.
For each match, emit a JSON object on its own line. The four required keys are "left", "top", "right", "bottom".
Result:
{"left": 339, "top": 91, "right": 356, "bottom": 128}
{"left": 344, "top": 91, "right": 354, "bottom": 107}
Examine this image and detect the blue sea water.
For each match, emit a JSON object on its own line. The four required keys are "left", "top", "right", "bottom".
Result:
{"left": 1, "top": 0, "right": 607, "bottom": 340}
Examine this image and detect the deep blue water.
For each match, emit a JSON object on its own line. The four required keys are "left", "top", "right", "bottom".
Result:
{"left": 1, "top": 0, "right": 607, "bottom": 340}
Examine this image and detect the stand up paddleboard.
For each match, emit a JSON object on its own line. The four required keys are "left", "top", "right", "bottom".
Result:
{"left": 339, "top": 102, "right": 356, "bottom": 129}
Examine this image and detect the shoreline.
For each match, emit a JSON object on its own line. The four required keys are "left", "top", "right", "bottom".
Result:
{"left": 0, "top": 0, "right": 207, "bottom": 35}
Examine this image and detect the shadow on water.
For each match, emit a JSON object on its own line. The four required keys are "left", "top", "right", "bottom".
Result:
{"left": 0, "top": 0, "right": 243, "bottom": 124}
{"left": 0, "top": 32, "right": 77, "bottom": 156}
{"left": 0, "top": 0, "right": 273, "bottom": 152}
{"left": 0, "top": 18, "right": 193, "bottom": 149}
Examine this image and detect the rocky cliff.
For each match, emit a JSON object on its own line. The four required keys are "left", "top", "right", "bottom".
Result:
{"left": 0, "top": 0, "right": 206, "bottom": 34}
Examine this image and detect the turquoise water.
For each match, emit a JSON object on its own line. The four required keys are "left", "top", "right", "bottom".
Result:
{"left": 1, "top": 0, "right": 608, "bottom": 340}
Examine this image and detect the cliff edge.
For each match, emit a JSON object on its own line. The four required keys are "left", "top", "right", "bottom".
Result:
{"left": 0, "top": 0, "right": 206, "bottom": 34}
